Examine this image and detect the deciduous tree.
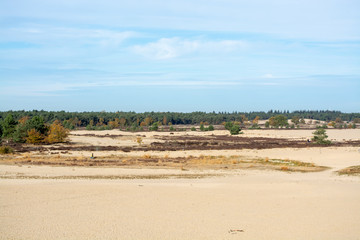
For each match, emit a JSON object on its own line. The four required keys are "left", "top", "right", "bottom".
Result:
{"left": 46, "top": 120, "right": 69, "bottom": 143}
{"left": 26, "top": 129, "right": 44, "bottom": 144}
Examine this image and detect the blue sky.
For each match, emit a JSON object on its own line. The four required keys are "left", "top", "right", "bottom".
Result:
{"left": 1, "top": 0, "right": 359, "bottom": 112}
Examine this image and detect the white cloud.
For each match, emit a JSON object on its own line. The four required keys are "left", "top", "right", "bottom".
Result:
{"left": 132, "top": 37, "right": 247, "bottom": 59}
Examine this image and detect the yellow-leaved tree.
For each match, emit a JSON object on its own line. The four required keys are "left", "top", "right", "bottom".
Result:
{"left": 46, "top": 120, "right": 69, "bottom": 143}
{"left": 26, "top": 129, "right": 45, "bottom": 144}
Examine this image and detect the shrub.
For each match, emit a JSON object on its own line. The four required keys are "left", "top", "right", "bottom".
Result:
{"left": 208, "top": 125, "right": 214, "bottom": 131}
{"left": 149, "top": 122, "right": 159, "bottom": 131}
{"left": 230, "top": 125, "right": 241, "bottom": 135}
{"left": 169, "top": 126, "right": 175, "bottom": 131}
{"left": 0, "top": 146, "right": 13, "bottom": 154}
{"left": 224, "top": 122, "right": 233, "bottom": 130}
{"left": 191, "top": 127, "right": 196, "bottom": 131}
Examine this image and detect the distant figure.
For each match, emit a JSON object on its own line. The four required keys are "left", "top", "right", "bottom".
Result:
{"left": 307, "top": 139, "right": 311, "bottom": 143}
{"left": 91, "top": 153, "right": 94, "bottom": 159}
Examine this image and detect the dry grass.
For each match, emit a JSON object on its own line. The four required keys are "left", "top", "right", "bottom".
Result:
{"left": 0, "top": 153, "right": 328, "bottom": 173}
{"left": 337, "top": 166, "right": 360, "bottom": 176}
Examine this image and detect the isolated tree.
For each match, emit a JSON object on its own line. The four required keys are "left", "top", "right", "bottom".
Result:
{"left": 45, "top": 120, "right": 69, "bottom": 143}
{"left": 312, "top": 128, "right": 331, "bottom": 145}
{"left": 208, "top": 125, "right": 214, "bottom": 131}
{"left": 1, "top": 114, "right": 17, "bottom": 139}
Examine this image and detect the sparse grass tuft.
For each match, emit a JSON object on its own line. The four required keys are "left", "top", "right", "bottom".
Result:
{"left": 337, "top": 166, "right": 360, "bottom": 176}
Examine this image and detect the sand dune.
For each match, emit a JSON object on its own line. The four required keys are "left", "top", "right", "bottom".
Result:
{"left": 1, "top": 129, "right": 360, "bottom": 239}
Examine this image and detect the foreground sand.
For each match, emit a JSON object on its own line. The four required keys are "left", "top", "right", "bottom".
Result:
{"left": 1, "top": 168, "right": 360, "bottom": 239}
{"left": 1, "top": 129, "right": 360, "bottom": 239}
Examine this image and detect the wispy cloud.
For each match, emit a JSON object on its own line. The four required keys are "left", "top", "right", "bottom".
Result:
{"left": 1, "top": 26, "right": 138, "bottom": 48}
{"left": 132, "top": 37, "right": 248, "bottom": 59}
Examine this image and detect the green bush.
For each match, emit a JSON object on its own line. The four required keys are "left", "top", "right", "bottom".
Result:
{"left": 224, "top": 122, "right": 233, "bottom": 130}
{"left": 208, "top": 125, "right": 214, "bottom": 131}
{"left": 149, "top": 122, "right": 159, "bottom": 131}
{"left": 191, "top": 127, "right": 196, "bottom": 131}
{"left": 230, "top": 125, "right": 241, "bottom": 135}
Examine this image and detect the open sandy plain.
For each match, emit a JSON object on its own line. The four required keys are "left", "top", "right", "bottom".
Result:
{"left": 1, "top": 129, "right": 360, "bottom": 239}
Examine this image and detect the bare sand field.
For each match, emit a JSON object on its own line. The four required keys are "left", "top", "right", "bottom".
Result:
{"left": 1, "top": 129, "right": 360, "bottom": 239}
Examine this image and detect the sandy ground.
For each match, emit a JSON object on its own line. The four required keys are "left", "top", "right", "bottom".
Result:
{"left": 1, "top": 129, "right": 360, "bottom": 239}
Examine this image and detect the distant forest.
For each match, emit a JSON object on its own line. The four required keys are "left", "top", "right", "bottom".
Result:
{"left": 0, "top": 110, "right": 359, "bottom": 129}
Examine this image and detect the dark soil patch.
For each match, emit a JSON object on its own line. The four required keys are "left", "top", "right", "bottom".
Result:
{"left": 5, "top": 135, "right": 360, "bottom": 153}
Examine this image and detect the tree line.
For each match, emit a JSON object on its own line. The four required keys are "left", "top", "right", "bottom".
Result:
{"left": 0, "top": 110, "right": 359, "bottom": 130}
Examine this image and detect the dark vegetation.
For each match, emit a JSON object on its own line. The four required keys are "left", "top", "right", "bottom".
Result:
{"left": 0, "top": 110, "right": 359, "bottom": 130}
{"left": 0, "top": 110, "right": 358, "bottom": 145}
{"left": 0, "top": 114, "right": 69, "bottom": 144}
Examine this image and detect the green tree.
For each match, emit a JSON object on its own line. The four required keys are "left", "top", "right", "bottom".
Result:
{"left": 208, "top": 125, "right": 214, "bottom": 131}
{"left": 269, "top": 115, "right": 288, "bottom": 128}
{"left": 224, "top": 122, "right": 233, "bottom": 130}
{"left": 26, "top": 116, "right": 48, "bottom": 135}
{"left": 1, "top": 114, "right": 17, "bottom": 139}
{"left": 230, "top": 125, "right": 241, "bottom": 135}
{"left": 149, "top": 122, "right": 159, "bottom": 131}
{"left": 200, "top": 124, "right": 205, "bottom": 131}
{"left": 312, "top": 128, "right": 331, "bottom": 145}
{"left": 0, "top": 121, "right": 3, "bottom": 141}
{"left": 12, "top": 123, "right": 28, "bottom": 143}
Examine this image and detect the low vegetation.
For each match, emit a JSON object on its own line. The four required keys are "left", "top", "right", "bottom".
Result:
{"left": 0, "top": 146, "right": 13, "bottom": 154}
{"left": 337, "top": 166, "right": 360, "bottom": 176}
{"left": 1, "top": 154, "right": 327, "bottom": 173}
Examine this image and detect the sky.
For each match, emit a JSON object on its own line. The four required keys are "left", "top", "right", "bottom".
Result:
{"left": 0, "top": 0, "right": 359, "bottom": 112}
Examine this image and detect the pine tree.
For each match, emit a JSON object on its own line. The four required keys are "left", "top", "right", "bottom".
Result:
{"left": 312, "top": 128, "right": 331, "bottom": 145}
{"left": 1, "top": 114, "right": 17, "bottom": 139}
